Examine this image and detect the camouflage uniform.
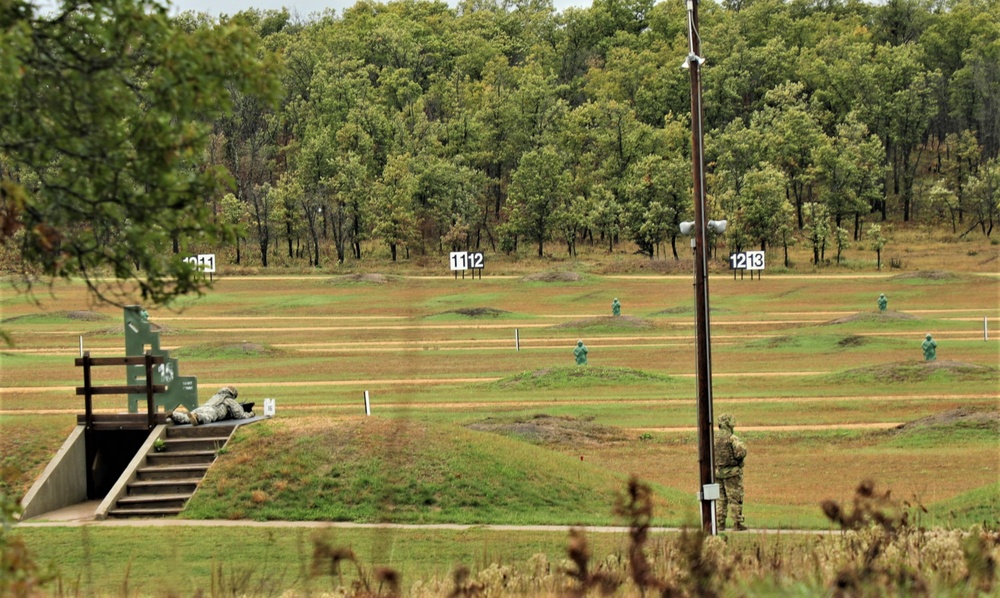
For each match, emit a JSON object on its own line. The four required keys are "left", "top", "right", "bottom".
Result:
{"left": 714, "top": 413, "right": 747, "bottom": 531}
{"left": 170, "top": 386, "right": 253, "bottom": 426}
{"left": 612, "top": 298, "right": 621, "bottom": 317}
{"left": 877, "top": 294, "right": 888, "bottom": 312}
{"left": 574, "top": 341, "right": 588, "bottom": 365}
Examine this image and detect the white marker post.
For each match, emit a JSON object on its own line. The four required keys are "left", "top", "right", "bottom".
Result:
{"left": 449, "top": 251, "right": 468, "bottom": 279}
{"left": 986, "top": 317, "right": 989, "bottom": 341}
{"left": 79, "top": 335, "right": 84, "bottom": 357}
{"left": 364, "top": 391, "right": 371, "bottom": 416}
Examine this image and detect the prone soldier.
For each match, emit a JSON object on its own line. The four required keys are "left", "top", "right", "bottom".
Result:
{"left": 170, "top": 386, "right": 254, "bottom": 426}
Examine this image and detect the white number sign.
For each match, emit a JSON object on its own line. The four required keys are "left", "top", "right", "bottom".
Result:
{"left": 183, "top": 254, "right": 216, "bottom": 273}
{"left": 744, "top": 251, "right": 765, "bottom": 270}
{"left": 469, "top": 252, "right": 485, "bottom": 269}
{"left": 729, "top": 251, "right": 765, "bottom": 271}
{"left": 449, "top": 252, "right": 468, "bottom": 271}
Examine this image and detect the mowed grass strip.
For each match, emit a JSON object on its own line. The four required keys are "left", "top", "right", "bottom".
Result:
{"left": 183, "top": 416, "right": 689, "bottom": 525}
{"left": 13, "top": 525, "right": 627, "bottom": 596}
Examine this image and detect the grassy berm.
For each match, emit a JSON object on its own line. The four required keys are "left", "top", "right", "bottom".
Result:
{"left": 183, "top": 417, "right": 690, "bottom": 525}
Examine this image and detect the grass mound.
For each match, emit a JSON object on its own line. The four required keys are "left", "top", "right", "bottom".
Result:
{"left": 826, "top": 311, "right": 919, "bottom": 324}
{"left": 184, "top": 417, "right": 639, "bottom": 524}
{"left": 892, "top": 270, "right": 959, "bottom": 281}
{"left": 328, "top": 273, "right": 395, "bottom": 284}
{"left": 520, "top": 271, "right": 581, "bottom": 282}
{"left": 650, "top": 306, "right": 728, "bottom": 316}
{"left": 551, "top": 315, "right": 653, "bottom": 330}
{"left": 889, "top": 406, "right": 1000, "bottom": 435}
{"left": 829, "top": 360, "right": 999, "bottom": 384}
{"left": 836, "top": 334, "right": 871, "bottom": 348}
{"left": 491, "top": 366, "right": 670, "bottom": 390}
{"left": 2, "top": 310, "right": 109, "bottom": 324}
{"left": 427, "top": 307, "right": 511, "bottom": 319}
{"left": 746, "top": 335, "right": 801, "bottom": 349}
{"left": 468, "top": 414, "right": 628, "bottom": 446}
{"left": 86, "top": 321, "right": 176, "bottom": 336}
{"left": 924, "top": 481, "right": 1000, "bottom": 528}
{"left": 66, "top": 310, "right": 108, "bottom": 321}
{"left": 172, "top": 342, "right": 282, "bottom": 359}
{"left": 878, "top": 407, "right": 1000, "bottom": 455}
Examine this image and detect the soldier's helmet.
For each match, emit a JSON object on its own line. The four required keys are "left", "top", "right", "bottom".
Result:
{"left": 718, "top": 413, "right": 735, "bottom": 430}
{"left": 925, "top": 333, "right": 932, "bottom": 340}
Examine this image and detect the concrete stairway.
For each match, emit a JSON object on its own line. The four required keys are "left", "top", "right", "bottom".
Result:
{"left": 107, "top": 425, "right": 233, "bottom": 518}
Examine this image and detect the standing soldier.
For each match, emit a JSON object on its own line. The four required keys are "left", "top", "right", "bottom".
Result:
{"left": 877, "top": 293, "right": 888, "bottom": 313}
{"left": 612, "top": 298, "right": 621, "bottom": 317}
{"left": 574, "top": 340, "right": 588, "bottom": 365}
{"left": 714, "top": 413, "right": 748, "bottom": 531}
{"left": 922, "top": 334, "right": 937, "bottom": 361}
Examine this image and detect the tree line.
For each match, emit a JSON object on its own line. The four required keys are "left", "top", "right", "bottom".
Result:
{"left": 2, "top": 0, "right": 998, "bottom": 303}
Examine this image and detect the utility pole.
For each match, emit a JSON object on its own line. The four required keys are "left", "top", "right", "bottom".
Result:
{"left": 683, "top": 0, "right": 719, "bottom": 536}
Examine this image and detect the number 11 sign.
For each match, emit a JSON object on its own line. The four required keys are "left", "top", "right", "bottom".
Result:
{"left": 449, "top": 252, "right": 468, "bottom": 271}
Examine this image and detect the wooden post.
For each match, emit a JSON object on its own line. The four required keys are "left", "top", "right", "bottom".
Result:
{"left": 144, "top": 351, "right": 156, "bottom": 429}
{"left": 81, "top": 351, "right": 96, "bottom": 498}
{"left": 82, "top": 352, "right": 94, "bottom": 430}
{"left": 685, "top": 0, "right": 718, "bottom": 536}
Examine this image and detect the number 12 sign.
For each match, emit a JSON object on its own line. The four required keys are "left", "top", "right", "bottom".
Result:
{"left": 729, "top": 251, "right": 765, "bottom": 271}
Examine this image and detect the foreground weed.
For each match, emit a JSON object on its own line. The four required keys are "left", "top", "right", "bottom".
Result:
{"left": 1, "top": 468, "right": 54, "bottom": 597}
{"left": 820, "top": 479, "right": 999, "bottom": 597}
{"left": 563, "top": 528, "right": 621, "bottom": 597}
{"left": 311, "top": 532, "right": 401, "bottom": 597}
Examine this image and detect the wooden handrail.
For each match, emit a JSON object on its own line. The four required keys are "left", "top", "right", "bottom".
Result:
{"left": 74, "top": 355, "right": 166, "bottom": 367}
{"left": 77, "top": 351, "right": 167, "bottom": 430}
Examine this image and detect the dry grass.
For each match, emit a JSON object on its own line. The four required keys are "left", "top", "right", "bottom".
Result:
{"left": 468, "top": 415, "right": 629, "bottom": 446}
{"left": 550, "top": 315, "right": 654, "bottom": 330}
{"left": 826, "top": 311, "right": 920, "bottom": 324}
{"left": 891, "top": 407, "right": 1000, "bottom": 433}
{"left": 328, "top": 273, "right": 395, "bottom": 284}
{"left": 568, "top": 431, "right": 999, "bottom": 514}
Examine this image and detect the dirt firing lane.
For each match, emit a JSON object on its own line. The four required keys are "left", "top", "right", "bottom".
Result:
{"left": 14, "top": 516, "right": 841, "bottom": 534}
{"left": 3, "top": 393, "right": 996, "bottom": 415}
{"left": 0, "top": 371, "right": 836, "bottom": 394}
{"left": 6, "top": 331, "right": 995, "bottom": 354}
